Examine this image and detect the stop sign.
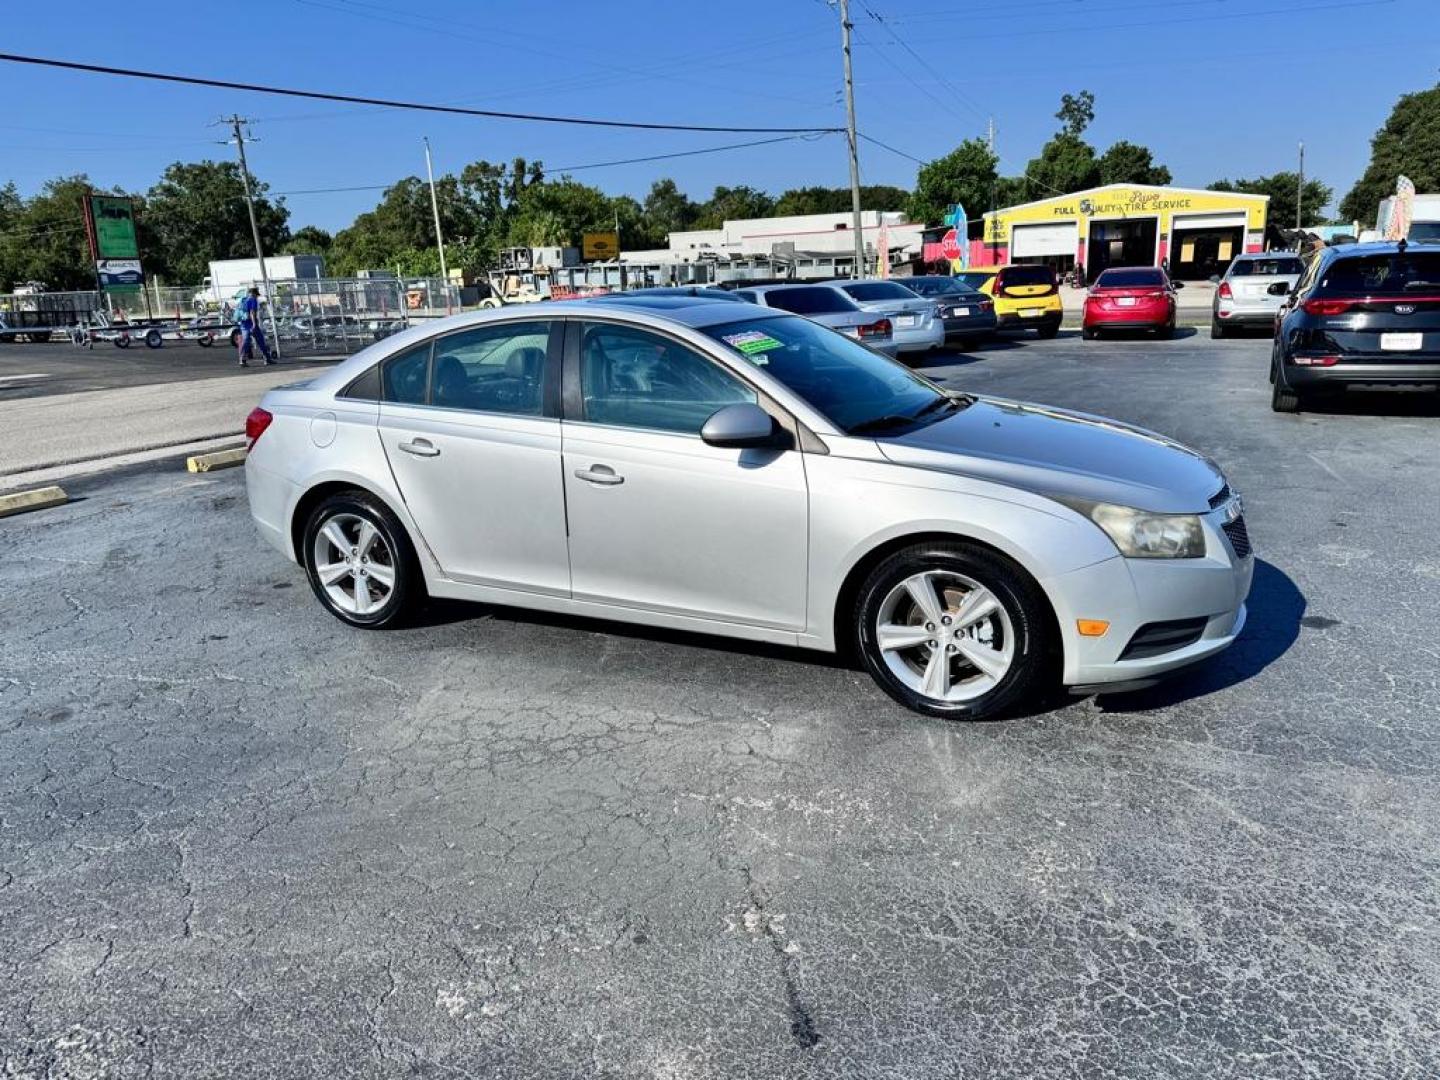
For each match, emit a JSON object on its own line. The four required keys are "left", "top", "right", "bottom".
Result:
{"left": 939, "top": 228, "right": 960, "bottom": 260}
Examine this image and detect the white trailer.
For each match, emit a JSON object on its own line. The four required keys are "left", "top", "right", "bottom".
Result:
{"left": 193, "top": 255, "right": 325, "bottom": 312}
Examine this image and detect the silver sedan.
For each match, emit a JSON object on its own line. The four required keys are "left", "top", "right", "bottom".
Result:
{"left": 828, "top": 279, "right": 945, "bottom": 354}
{"left": 245, "top": 294, "right": 1252, "bottom": 720}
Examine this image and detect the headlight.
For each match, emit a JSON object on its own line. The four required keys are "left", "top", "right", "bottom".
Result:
{"left": 1055, "top": 497, "right": 1205, "bottom": 559}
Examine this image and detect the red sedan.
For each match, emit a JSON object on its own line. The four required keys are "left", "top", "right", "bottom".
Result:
{"left": 1082, "top": 267, "right": 1180, "bottom": 338}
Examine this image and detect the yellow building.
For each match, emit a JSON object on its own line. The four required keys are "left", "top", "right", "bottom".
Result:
{"left": 971, "top": 184, "right": 1270, "bottom": 281}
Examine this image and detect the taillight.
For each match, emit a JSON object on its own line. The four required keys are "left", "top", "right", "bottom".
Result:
{"left": 858, "top": 318, "right": 891, "bottom": 338}
{"left": 1217, "top": 281, "right": 1233, "bottom": 299}
{"left": 245, "top": 407, "right": 273, "bottom": 450}
{"left": 1292, "top": 354, "right": 1340, "bottom": 366}
{"left": 1303, "top": 298, "right": 1355, "bottom": 316}
{"left": 978, "top": 299, "right": 992, "bottom": 309}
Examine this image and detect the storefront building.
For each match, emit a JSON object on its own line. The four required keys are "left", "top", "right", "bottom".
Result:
{"left": 969, "top": 184, "right": 1269, "bottom": 282}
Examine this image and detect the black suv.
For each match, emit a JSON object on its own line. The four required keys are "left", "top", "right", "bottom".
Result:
{"left": 1271, "top": 241, "right": 1440, "bottom": 412}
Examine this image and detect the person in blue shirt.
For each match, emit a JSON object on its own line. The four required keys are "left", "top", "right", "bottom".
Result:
{"left": 236, "top": 287, "right": 275, "bottom": 366}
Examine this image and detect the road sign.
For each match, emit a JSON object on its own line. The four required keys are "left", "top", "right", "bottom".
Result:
{"left": 939, "top": 228, "right": 960, "bottom": 261}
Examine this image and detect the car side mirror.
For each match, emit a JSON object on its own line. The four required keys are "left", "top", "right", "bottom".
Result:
{"left": 700, "top": 403, "right": 786, "bottom": 449}
{"left": 1267, "top": 281, "right": 1291, "bottom": 296}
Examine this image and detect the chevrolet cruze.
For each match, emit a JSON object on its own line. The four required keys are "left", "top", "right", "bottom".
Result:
{"left": 245, "top": 295, "right": 1252, "bottom": 720}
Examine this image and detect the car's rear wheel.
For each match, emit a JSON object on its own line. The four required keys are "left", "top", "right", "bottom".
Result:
{"left": 1211, "top": 318, "right": 1226, "bottom": 339}
{"left": 854, "top": 542, "right": 1053, "bottom": 720}
{"left": 1271, "top": 367, "right": 1301, "bottom": 412}
{"left": 1082, "top": 326, "right": 1098, "bottom": 340}
{"left": 1037, "top": 321, "right": 1060, "bottom": 339}
{"left": 302, "top": 492, "right": 420, "bottom": 628}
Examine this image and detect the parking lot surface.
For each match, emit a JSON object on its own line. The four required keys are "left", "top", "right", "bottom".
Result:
{"left": 2, "top": 331, "right": 1437, "bottom": 1078}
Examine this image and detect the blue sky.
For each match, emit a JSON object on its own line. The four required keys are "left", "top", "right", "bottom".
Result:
{"left": 2, "top": 0, "right": 1435, "bottom": 231}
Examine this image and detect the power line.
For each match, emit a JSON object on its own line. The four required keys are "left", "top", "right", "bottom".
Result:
{"left": 0, "top": 53, "right": 843, "bottom": 135}
{"left": 858, "top": 133, "right": 925, "bottom": 165}
{"left": 855, "top": 1, "right": 988, "bottom": 122}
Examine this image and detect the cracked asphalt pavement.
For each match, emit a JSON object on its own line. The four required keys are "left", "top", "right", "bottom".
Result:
{"left": 2, "top": 331, "right": 1438, "bottom": 1077}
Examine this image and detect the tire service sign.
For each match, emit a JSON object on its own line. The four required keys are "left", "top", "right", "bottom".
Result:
{"left": 83, "top": 194, "right": 143, "bottom": 294}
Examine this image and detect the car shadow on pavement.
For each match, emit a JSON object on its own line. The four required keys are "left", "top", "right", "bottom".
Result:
{"left": 1090, "top": 326, "right": 1199, "bottom": 341}
{"left": 1092, "top": 558, "right": 1304, "bottom": 713}
{"left": 1296, "top": 390, "right": 1440, "bottom": 419}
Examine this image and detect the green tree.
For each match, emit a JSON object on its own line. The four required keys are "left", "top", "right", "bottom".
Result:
{"left": 0, "top": 175, "right": 113, "bottom": 291}
{"left": 144, "top": 161, "right": 289, "bottom": 283}
{"left": 907, "top": 139, "right": 999, "bottom": 225}
{"left": 991, "top": 175, "right": 1031, "bottom": 210}
{"left": 774, "top": 184, "right": 910, "bottom": 216}
{"left": 640, "top": 178, "right": 697, "bottom": 242}
{"left": 692, "top": 185, "right": 774, "bottom": 229}
{"left": 1209, "top": 173, "right": 1332, "bottom": 229}
{"left": 329, "top": 176, "right": 480, "bottom": 276}
{"left": 1056, "top": 90, "right": 1096, "bottom": 137}
{"left": 1097, "top": 141, "right": 1172, "bottom": 186}
{"left": 507, "top": 178, "right": 615, "bottom": 247}
{"left": 283, "top": 225, "right": 333, "bottom": 257}
{"left": 1024, "top": 133, "right": 1101, "bottom": 199}
{"left": 1339, "top": 84, "right": 1440, "bottom": 224}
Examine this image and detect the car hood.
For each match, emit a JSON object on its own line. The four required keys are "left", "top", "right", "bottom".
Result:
{"left": 876, "top": 396, "right": 1225, "bottom": 513}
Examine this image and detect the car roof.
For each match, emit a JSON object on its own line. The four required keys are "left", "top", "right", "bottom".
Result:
{"left": 590, "top": 286, "right": 741, "bottom": 300}
{"left": 1319, "top": 240, "right": 1440, "bottom": 257}
{"left": 744, "top": 282, "right": 845, "bottom": 294}
{"left": 541, "top": 296, "right": 769, "bottom": 326}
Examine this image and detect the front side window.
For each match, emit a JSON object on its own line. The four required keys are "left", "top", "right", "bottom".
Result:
{"left": 382, "top": 341, "right": 432, "bottom": 405}
{"left": 430, "top": 321, "right": 549, "bottom": 415}
{"left": 580, "top": 323, "right": 756, "bottom": 434}
{"left": 705, "top": 315, "right": 950, "bottom": 434}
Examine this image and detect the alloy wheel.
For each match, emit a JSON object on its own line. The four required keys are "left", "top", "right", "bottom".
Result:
{"left": 874, "top": 570, "right": 1015, "bottom": 703}
{"left": 310, "top": 512, "right": 397, "bottom": 616}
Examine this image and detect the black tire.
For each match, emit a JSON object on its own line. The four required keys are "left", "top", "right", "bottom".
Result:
{"left": 1210, "top": 318, "right": 1226, "bottom": 339}
{"left": 1037, "top": 321, "right": 1060, "bottom": 339}
{"left": 853, "top": 541, "right": 1055, "bottom": 721}
{"left": 144, "top": 329, "right": 163, "bottom": 349}
{"left": 1082, "top": 326, "right": 1098, "bottom": 340}
{"left": 115, "top": 333, "right": 130, "bottom": 349}
{"left": 197, "top": 332, "right": 214, "bottom": 348}
{"left": 1271, "top": 366, "right": 1301, "bottom": 412}
{"left": 302, "top": 491, "right": 422, "bottom": 629}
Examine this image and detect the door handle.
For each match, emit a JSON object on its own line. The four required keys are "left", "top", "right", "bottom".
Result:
{"left": 398, "top": 438, "right": 440, "bottom": 457}
{"left": 574, "top": 464, "right": 624, "bottom": 486}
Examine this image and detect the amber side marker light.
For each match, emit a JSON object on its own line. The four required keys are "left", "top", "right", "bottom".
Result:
{"left": 1077, "top": 620, "right": 1110, "bottom": 637}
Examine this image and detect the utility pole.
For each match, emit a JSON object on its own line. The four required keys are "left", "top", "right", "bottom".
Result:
{"left": 223, "top": 115, "right": 280, "bottom": 358}
{"left": 1296, "top": 141, "right": 1305, "bottom": 231}
{"left": 838, "top": 0, "right": 866, "bottom": 279}
{"left": 423, "top": 137, "right": 450, "bottom": 312}
{"left": 987, "top": 117, "right": 995, "bottom": 152}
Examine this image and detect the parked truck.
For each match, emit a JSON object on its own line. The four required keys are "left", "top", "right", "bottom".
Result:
{"left": 1371, "top": 193, "right": 1440, "bottom": 244}
{"left": 192, "top": 255, "right": 325, "bottom": 313}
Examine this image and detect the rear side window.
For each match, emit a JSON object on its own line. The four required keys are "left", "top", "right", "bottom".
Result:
{"left": 844, "top": 282, "right": 916, "bottom": 301}
{"left": 762, "top": 287, "right": 859, "bottom": 315}
{"left": 382, "top": 342, "right": 432, "bottom": 405}
{"left": 1096, "top": 269, "right": 1165, "bottom": 287}
{"left": 997, "top": 265, "right": 1057, "bottom": 288}
{"left": 1230, "top": 258, "right": 1303, "bottom": 277}
{"left": 1318, "top": 253, "right": 1440, "bottom": 295}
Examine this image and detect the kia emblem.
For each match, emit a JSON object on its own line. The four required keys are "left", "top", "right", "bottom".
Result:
{"left": 1395, "top": 304, "right": 1416, "bottom": 315}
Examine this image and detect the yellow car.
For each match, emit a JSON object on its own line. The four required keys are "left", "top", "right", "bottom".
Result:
{"left": 953, "top": 265, "right": 1062, "bottom": 338}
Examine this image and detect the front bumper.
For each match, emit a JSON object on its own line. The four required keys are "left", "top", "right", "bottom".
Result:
{"left": 1043, "top": 510, "right": 1253, "bottom": 688}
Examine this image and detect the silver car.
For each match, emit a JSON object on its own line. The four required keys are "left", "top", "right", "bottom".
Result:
{"left": 730, "top": 283, "right": 898, "bottom": 356}
{"left": 245, "top": 295, "right": 1252, "bottom": 720}
{"left": 1212, "top": 253, "right": 1305, "bottom": 337}
{"left": 828, "top": 279, "right": 945, "bottom": 354}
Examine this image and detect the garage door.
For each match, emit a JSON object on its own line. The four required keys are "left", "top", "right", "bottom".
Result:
{"left": 1172, "top": 212, "right": 1247, "bottom": 232}
{"left": 1011, "top": 222, "right": 1077, "bottom": 258}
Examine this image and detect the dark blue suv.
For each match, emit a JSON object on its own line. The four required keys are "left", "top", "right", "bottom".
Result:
{"left": 1271, "top": 241, "right": 1440, "bottom": 412}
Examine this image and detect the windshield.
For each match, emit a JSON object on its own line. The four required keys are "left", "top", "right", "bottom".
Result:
{"left": 904, "top": 276, "right": 970, "bottom": 297}
{"left": 1319, "top": 252, "right": 1440, "bottom": 295}
{"left": 704, "top": 315, "right": 951, "bottom": 433}
{"left": 1096, "top": 269, "right": 1165, "bottom": 288}
{"left": 843, "top": 282, "right": 918, "bottom": 301}
{"left": 760, "top": 286, "right": 859, "bottom": 315}
{"left": 1229, "top": 258, "right": 1303, "bottom": 277}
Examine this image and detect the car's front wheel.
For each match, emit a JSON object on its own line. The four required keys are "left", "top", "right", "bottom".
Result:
{"left": 302, "top": 491, "right": 420, "bottom": 628}
{"left": 854, "top": 542, "right": 1054, "bottom": 720}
